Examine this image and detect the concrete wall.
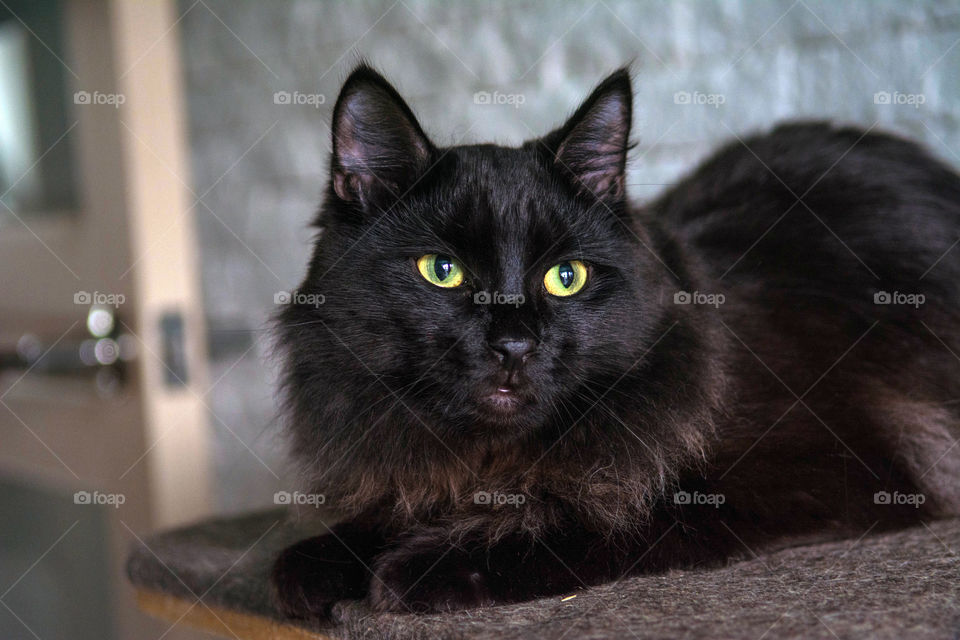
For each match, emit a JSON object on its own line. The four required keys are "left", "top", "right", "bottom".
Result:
{"left": 176, "top": 0, "right": 960, "bottom": 511}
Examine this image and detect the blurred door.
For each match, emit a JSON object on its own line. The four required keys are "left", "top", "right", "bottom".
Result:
{"left": 0, "top": 1, "right": 211, "bottom": 638}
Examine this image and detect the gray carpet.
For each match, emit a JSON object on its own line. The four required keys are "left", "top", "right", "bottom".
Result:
{"left": 126, "top": 510, "right": 960, "bottom": 639}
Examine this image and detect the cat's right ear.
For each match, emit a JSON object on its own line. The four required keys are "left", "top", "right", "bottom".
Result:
{"left": 329, "top": 65, "right": 434, "bottom": 212}
{"left": 540, "top": 68, "right": 633, "bottom": 203}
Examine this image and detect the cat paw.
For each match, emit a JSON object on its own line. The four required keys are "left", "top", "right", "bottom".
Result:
{"left": 368, "top": 534, "right": 494, "bottom": 613}
{"left": 271, "top": 531, "right": 376, "bottom": 621}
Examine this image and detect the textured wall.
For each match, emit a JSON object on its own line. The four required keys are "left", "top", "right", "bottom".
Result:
{"left": 176, "top": 0, "right": 960, "bottom": 511}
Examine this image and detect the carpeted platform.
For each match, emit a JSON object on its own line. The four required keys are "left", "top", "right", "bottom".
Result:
{"left": 126, "top": 509, "right": 960, "bottom": 639}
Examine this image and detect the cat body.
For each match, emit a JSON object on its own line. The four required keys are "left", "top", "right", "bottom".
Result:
{"left": 272, "top": 65, "right": 960, "bottom": 617}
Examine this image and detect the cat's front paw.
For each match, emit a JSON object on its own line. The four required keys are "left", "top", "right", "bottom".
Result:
{"left": 369, "top": 534, "right": 494, "bottom": 613}
{"left": 271, "top": 529, "right": 377, "bottom": 621}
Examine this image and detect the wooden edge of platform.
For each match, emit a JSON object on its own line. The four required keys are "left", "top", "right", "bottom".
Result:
{"left": 135, "top": 588, "right": 335, "bottom": 640}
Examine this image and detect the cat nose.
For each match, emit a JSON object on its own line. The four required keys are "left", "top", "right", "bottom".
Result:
{"left": 490, "top": 338, "right": 536, "bottom": 370}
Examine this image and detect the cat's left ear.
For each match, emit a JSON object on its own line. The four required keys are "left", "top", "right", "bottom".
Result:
{"left": 329, "top": 64, "right": 434, "bottom": 212}
{"left": 542, "top": 68, "right": 632, "bottom": 202}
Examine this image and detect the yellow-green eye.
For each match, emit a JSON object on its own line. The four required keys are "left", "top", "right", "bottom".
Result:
{"left": 544, "top": 260, "right": 588, "bottom": 297}
{"left": 417, "top": 254, "right": 464, "bottom": 288}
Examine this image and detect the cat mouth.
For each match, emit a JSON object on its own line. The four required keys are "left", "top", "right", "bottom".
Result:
{"left": 482, "top": 387, "right": 527, "bottom": 414}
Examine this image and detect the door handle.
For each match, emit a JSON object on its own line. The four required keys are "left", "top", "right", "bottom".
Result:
{"left": 0, "top": 305, "right": 134, "bottom": 394}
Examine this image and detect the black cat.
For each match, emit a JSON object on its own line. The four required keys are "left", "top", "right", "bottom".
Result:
{"left": 271, "top": 64, "right": 960, "bottom": 617}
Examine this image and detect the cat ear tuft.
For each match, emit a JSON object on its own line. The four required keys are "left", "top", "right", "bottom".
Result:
{"left": 544, "top": 68, "right": 633, "bottom": 202}
{"left": 330, "top": 64, "right": 433, "bottom": 210}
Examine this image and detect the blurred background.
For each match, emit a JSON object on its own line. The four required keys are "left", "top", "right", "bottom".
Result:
{"left": 0, "top": 0, "right": 957, "bottom": 638}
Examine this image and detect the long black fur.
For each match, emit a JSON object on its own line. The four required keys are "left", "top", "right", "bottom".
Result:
{"left": 271, "top": 64, "right": 960, "bottom": 617}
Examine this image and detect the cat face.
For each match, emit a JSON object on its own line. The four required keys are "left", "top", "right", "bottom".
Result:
{"left": 285, "top": 66, "right": 671, "bottom": 439}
